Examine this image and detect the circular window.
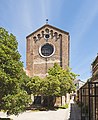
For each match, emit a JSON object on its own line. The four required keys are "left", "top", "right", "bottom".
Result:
{"left": 39, "top": 43, "right": 55, "bottom": 57}
{"left": 45, "top": 34, "right": 50, "bottom": 39}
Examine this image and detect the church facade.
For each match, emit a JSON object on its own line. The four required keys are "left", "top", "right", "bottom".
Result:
{"left": 26, "top": 24, "right": 70, "bottom": 77}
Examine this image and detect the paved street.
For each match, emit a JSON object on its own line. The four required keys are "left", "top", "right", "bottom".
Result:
{"left": 0, "top": 109, "right": 70, "bottom": 120}
{"left": 0, "top": 99, "right": 81, "bottom": 120}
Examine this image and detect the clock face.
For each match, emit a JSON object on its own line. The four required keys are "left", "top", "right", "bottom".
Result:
{"left": 39, "top": 43, "right": 55, "bottom": 57}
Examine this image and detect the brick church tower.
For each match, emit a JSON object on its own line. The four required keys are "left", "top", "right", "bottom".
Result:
{"left": 26, "top": 24, "right": 70, "bottom": 77}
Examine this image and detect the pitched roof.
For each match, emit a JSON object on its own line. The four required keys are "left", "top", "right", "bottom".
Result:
{"left": 26, "top": 24, "right": 69, "bottom": 38}
{"left": 91, "top": 53, "right": 98, "bottom": 65}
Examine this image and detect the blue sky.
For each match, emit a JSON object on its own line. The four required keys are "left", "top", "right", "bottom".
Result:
{"left": 0, "top": 0, "right": 98, "bottom": 81}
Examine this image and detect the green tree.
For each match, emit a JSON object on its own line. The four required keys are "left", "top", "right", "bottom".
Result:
{"left": 26, "top": 76, "right": 42, "bottom": 96}
{"left": 26, "top": 75, "right": 60, "bottom": 107}
{"left": 26, "top": 63, "right": 76, "bottom": 107}
{"left": 41, "top": 63, "right": 76, "bottom": 107}
{"left": 41, "top": 75, "right": 60, "bottom": 96}
{"left": 0, "top": 27, "right": 31, "bottom": 115}
{"left": 48, "top": 63, "right": 76, "bottom": 95}
{"left": 41, "top": 76, "right": 60, "bottom": 107}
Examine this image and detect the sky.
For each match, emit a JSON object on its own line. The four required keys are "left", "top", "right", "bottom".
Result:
{"left": 0, "top": 0, "right": 98, "bottom": 81}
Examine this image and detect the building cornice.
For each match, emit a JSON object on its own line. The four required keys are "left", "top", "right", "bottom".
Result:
{"left": 26, "top": 24, "right": 69, "bottom": 38}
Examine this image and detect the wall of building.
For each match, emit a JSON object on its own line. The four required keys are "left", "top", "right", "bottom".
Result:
{"left": 26, "top": 25, "right": 69, "bottom": 78}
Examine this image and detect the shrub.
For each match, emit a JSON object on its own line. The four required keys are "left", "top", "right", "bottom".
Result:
{"left": 59, "top": 103, "right": 69, "bottom": 109}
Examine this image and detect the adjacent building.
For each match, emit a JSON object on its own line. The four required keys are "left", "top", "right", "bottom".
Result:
{"left": 78, "top": 54, "right": 98, "bottom": 120}
{"left": 74, "top": 79, "right": 85, "bottom": 90}
{"left": 91, "top": 54, "right": 98, "bottom": 119}
{"left": 91, "top": 54, "right": 98, "bottom": 82}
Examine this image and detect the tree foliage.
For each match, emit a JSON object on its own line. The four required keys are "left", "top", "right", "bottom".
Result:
{"left": 41, "top": 75, "right": 60, "bottom": 96}
{"left": 48, "top": 63, "right": 76, "bottom": 96}
{"left": 0, "top": 27, "right": 31, "bottom": 115}
{"left": 26, "top": 76, "right": 42, "bottom": 95}
{"left": 27, "top": 63, "right": 76, "bottom": 97}
{"left": 26, "top": 63, "right": 76, "bottom": 107}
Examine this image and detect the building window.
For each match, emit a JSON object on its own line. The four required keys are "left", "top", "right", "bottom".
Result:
{"left": 39, "top": 43, "right": 55, "bottom": 57}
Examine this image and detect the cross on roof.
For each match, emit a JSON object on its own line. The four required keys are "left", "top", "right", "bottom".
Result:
{"left": 46, "top": 19, "right": 48, "bottom": 24}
